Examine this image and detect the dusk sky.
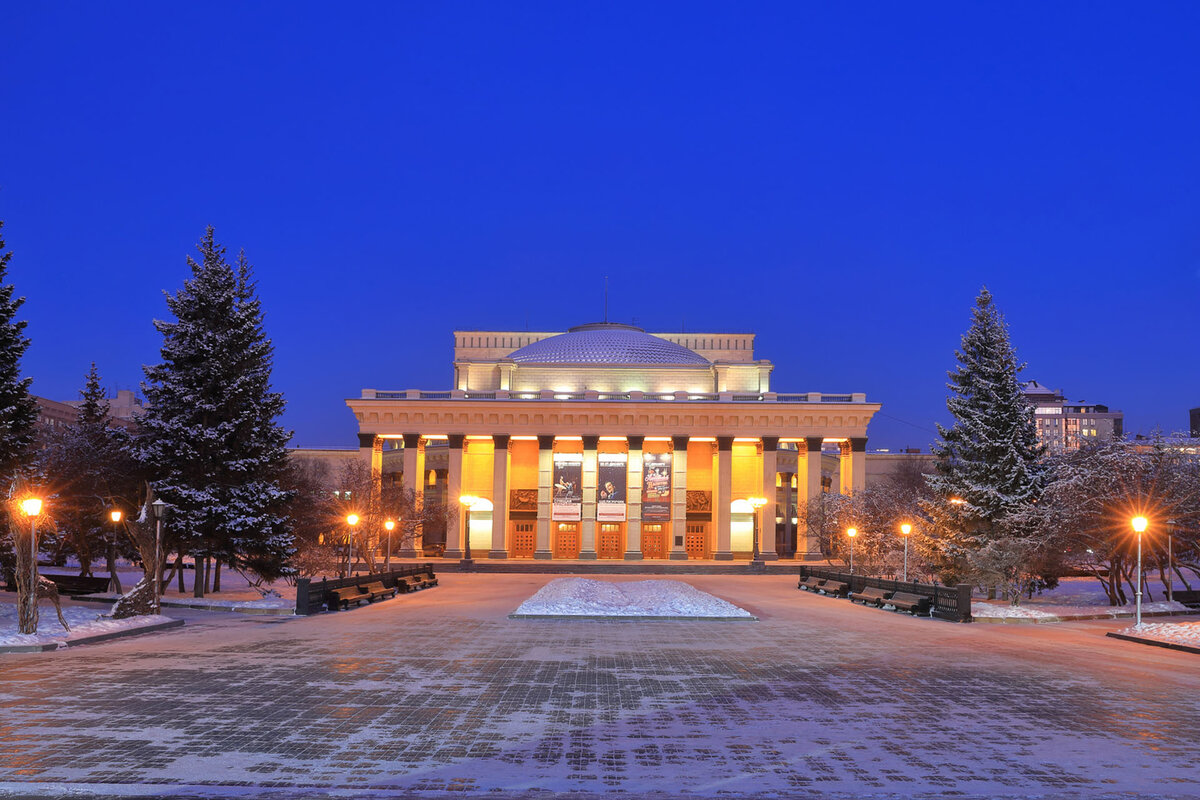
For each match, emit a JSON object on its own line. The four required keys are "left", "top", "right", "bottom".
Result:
{"left": 4, "top": 2, "right": 1198, "bottom": 450}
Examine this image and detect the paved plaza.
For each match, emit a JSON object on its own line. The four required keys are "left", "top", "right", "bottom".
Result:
{"left": 1, "top": 573, "right": 1199, "bottom": 800}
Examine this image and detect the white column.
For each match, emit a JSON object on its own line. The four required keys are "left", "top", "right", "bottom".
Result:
{"left": 759, "top": 437, "right": 779, "bottom": 560}
{"left": 535, "top": 435, "right": 554, "bottom": 559}
{"left": 800, "top": 436, "right": 824, "bottom": 559}
{"left": 399, "top": 433, "right": 424, "bottom": 557}
{"left": 444, "top": 434, "right": 465, "bottom": 559}
{"left": 624, "top": 436, "right": 643, "bottom": 559}
{"left": 490, "top": 435, "right": 509, "bottom": 558}
{"left": 850, "top": 437, "right": 867, "bottom": 494}
{"left": 715, "top": 436, "right": 733, "bottom": 560}
{"left": 579, "top": 436, "right": 599, "bottom": 559}
{"left": 670, "top": 435, "right": 689, "bottom": 560}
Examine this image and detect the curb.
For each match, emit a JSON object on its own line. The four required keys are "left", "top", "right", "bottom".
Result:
{"left": 0, "top": 617, "right": 185, "bottom": 654}
{"left": 972, "top": 608, "right": 1197, "bottom": 625}
{"left": 508, "top": 614, "right": 757, "bottom": 621}
{"left": 73, "top": 594, "right": 294, "bottom": 616}
{"left": 1105, "top": 631, "right": 1200, "bottom": 655}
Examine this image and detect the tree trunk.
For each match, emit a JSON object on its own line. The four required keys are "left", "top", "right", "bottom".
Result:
{"left": 13, "top": 526, "right": 39, "bottom": 634}
{"left": 106, "top": 540, "right": 122, "bottom": 594}
{"left": 177, "top": 553, "right": 185, "bottom": 592}
{"left": 213, "top": 559, "right": 221, "bottom": 592}
{"left": 203, "top": 556, "right": 211, "bottom": 594}
{"left": 193, "top": 553, "right": 206, "bottom": 598}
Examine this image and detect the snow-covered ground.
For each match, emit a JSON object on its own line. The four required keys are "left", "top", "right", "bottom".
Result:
{"left": 971, "top": 576, "right": 1195, "bottom": 620}
{"left": 1118, "top": 620, "right": 1200, "bottom": 649}
{"left": 513, "top": 577, "right": 754, "bottom": 618}
{"left": 0, "top": 601, "right": 176, "bottom": 649}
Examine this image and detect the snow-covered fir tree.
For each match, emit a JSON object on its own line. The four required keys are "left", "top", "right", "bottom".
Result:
{"left": 919, "top": 288, "right": 1048, "bottom": 587}
{"left": 139, "top": 228, "right": 294, "bottom": 595}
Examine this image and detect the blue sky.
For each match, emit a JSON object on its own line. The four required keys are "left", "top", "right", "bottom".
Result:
{"left": 3, "top": 2, "right": 1198, "bottom": 449}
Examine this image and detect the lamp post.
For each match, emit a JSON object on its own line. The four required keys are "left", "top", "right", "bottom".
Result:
{"left": 899, "top": 522, "right": 912, "bottom": 582}
{"left": 346, "top": 514, "right": 360, "bottom": 576}
{"left": 384, "top": 519, "right": 396, "bottom": 571}
{"left": 846, "top": 527, "right": 857, "bottom": 574}
{"left": 459, "top": 496, "right": 479, "bottom": 566}
{"left": 150, "top": 499, "right": 168, "bottom": 613}
{"left": 1132, "top": 516, "right": 1148, "bottom": 626}
{"left": 108, "top": 510, "right": 124, "bottom": 594}
{"left": 20, "top": 498, "right": 42, "bottom": 630}
{"left": 748, "top": 497, "right": 769, "bottom": 561}
{"left": 1167, "top": 519, "right": 1176, "bottom": 605}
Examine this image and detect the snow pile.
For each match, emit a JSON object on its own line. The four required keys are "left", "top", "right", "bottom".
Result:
{"left": 973, "top": 598, "right": 1189, "bottom": 620}
{"left": 163, "top": 595, "right": 294, "bottom": 610}
{"left": 1119, "top": 621, "right": 1200, "bottom": 648}
{"left": 513, "top": 578, "right": 753, "bottom": 619}
{"left": 972, "top": 603, "right": 1058, "bottom": 619}
{"left": 0, "top": 602, "right": 173, "bottom": 648}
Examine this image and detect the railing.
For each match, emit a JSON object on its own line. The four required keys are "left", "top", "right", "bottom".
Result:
{"left": 294, "top": 563, "right": 435, "bottom": 615}
{"left": 798, "top": 565, "right": 973, "bottom": 622}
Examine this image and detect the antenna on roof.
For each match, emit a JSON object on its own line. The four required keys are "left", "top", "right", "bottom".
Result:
{"left": 603, "top": 276, "right": 609, "bottom": 323}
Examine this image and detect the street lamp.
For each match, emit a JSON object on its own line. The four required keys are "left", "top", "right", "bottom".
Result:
{"left": 108, "top": 510, "right": 124, "bottom": 594}
{"left": 346, "top": 513, "right": 360, "bottom": 577}
{"left": 846, "top": 527, "right": 857, "bottom": 574}
{"left": 20, "top": 498, "right": 42, "bottom": 629}
{"left": 459, "top": 496, "right": 480, "bottom": 565}
{"left": 1167, "top": 519, "right": 1177, "bottom": 605}
{"left": 949, "top": 497, "right": 965, "bottom": 506}
{"left": 1132, "top": 516, "right": 1148, "bottom": 626}
{"left": 748, "top": 497, "right": 769, "bottom": 561}
{"left": 151, "top": 499, "right": 167, "bottom": 613}
{"left": 899, "top": 522, "right": 912, "bottom": 582}
{"left": 384, "top": 519, "right": 396, "bottom": 571}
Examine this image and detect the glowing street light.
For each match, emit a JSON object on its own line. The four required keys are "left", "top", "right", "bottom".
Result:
{"left": 150, "top": 499, "right": 168, "bottom": 613}
{"left": 949, "top": 497, "right": 965, "bottom": 506}
{"left": 899, "top": 522, "right": 912, "bottom": 582}
{"left": 108, "top": 509, "right": 124, "bottom": 594}
{"left": 1132, "top": 516, "right": 1148, "bottom": 626}
{"left": 846, "top": 527, "right": 857, "bottom": 574}
{"left": 384, "top": 519, "right": 396, "bottom": 571}
{"left": 748, "top": 497, "right": 769, "bottom": 561}
{"left": 459, "top": 496, "right": 481, "bottom": 565}
{"left": 346, "top": 513, "right": 360, "bottom": 577}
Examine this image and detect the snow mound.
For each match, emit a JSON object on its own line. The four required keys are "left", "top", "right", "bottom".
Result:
{"left": 513, "top": 578, "right": 754, "bottom": 619}
{"left": 0, "top": 602, "right": 174, "bottom": 648}
{"left": 1119, "top": 621, "right": 1200, "bottom": 648}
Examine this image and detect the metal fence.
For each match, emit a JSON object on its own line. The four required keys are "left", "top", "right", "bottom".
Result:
{"left": 798, "top": 565, "right": 973, "bottom": 623}
{"left": 294, "top": 564, "right": 436, "bottom": 615}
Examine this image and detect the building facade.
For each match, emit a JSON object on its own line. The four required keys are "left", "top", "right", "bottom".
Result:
{"left": 347, "top": 323, "right": 879, "bottom": 561}
{"left": 1023, "top": 381, "right": 1123, "bottom": 453}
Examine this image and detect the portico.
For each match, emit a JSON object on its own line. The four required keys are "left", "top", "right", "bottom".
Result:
{"left": 348, "top": 323, "right": 878, "bottom": 562}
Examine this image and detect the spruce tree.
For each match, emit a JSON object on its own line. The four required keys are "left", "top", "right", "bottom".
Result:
{"left": 922, "top": 288, "right": 1047, "bottom": 583}
{"left": 139, "top": 228, "right": 294, "bottom": 595}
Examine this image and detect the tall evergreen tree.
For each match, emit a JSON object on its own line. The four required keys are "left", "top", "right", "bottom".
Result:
{"left": 920, "top": 288, "right": 1047, "bottom": 584}
{"left": 138, "top": 228, "right": 294, "bottom": 595}
{"left": 0, "top": 222, "right": 41, "bottom": 632}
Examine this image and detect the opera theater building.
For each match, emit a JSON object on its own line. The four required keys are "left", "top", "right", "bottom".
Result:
{"left": 347, "top": 323, "right": 879, "bottom": 562}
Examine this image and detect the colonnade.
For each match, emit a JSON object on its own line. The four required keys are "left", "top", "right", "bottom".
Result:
{"left": 358, "top": 432, "right": 868, "bottom": 560}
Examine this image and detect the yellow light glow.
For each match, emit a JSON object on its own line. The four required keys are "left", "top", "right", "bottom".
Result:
{"left": 1132, "top": 516, "right": 1148, "bottom": 533}
{"left": 20, "top": 498, "right": 42, "bottom": 517}
{"left": 459, "top": 495, "right": 480, "bottom": 508}
{"left": 110, "top": 510, "right": 123, "bottom": 523}
{"left": 510, "top": 435, "right": 539, "bottom": 441}
{"left": 346, "top": 513, "right": 360, "bottom": 526}
{"left": 900, "top": 523, "right": 912, "bottom": 535}
{"left": 553, "top": 435, "right": 583, "bottom": 441}
{"left": 846, "top": 527, "right": 857, "bottom": 538}
{"left": 384, "top": 520, "right": 395, "bottom": 531}
{"left": 422, "top": 434, "right": 448, "bottom": 440}
{"left": 748, "top": 496, "right": 769, "bottom": 508}
{"left": 690, "top": 437, "right": 717, "bottom": 442}
{"left": 949, "top": 497, "right": 965, "bottom": 505}
{"left": 644, "top": 436, "right": 672, "bottom": 442}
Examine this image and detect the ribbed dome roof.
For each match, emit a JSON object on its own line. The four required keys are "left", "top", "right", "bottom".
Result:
{"left": 508, "top": 323, "right": 710, "bottom": 366}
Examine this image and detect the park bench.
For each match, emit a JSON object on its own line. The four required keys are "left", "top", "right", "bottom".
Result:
{"left": 798, "top": 576, "right": 825, "bottom": 591}
{"left": 1172, "top": 590, "right": 1200, "bottom": 609}
{"left": 40, "top": 573, "right": 110, "bottom": 596}
{"left": 819, "top": 580, "right": 849, "bottom": 598}
{"left": 417, "top": 571, "right": 439, "bottom": 588}
{"left": 886, "top": 591, "right": 932, "bottom": 615}
{"left": 402, "top": 575, "right": 427, "bottom": 591}
{"left": 850, "top": 586, "right": 893, "bottom": 607}
{"left": 327, "top": 586, "right": 369, "bottom": 611}
{"left": 363, "top": 581, "right": 397, "bottom": 602}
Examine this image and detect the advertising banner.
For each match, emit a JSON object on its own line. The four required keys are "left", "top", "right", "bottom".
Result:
{"left": 552, "top": 453, "right": 583, "bottom": 521}
{"left": 597, "top": 452, "right": 628, "bottom": 522}
{"left": 641, "top": 451, "right": 673, "bottom": 521}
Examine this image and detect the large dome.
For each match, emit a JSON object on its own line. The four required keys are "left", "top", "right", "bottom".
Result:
{"left": 508, "top": 323, "right": 710, "bottom": 366}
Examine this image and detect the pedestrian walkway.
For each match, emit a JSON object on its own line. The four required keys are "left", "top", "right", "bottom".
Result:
{"left": 1, "top": 574, "right": 1198, "bottom": 799}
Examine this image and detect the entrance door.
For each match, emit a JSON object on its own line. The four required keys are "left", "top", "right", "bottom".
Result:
{"left": 685, "top": 522, "right": 710, "bottom": 560}
{"left": 510, "top": 521, "right": 536, "bottom": 559}
{"left": 641, "top": 523, "right": 666, "bottom": 559}
{"left": 554, "top": 522, "right": 581, "bottom": 559}
{"left": 597, "top": 523, "right": 624, "bottom": 559}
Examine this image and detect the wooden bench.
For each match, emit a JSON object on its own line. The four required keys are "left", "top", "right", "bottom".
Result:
{"left": 401, "top": 575, "right": 426, "bottom": 591}
{"left": 40, "top": 573, "right": 111, "bottom": 596}
{"left": 819, "top": 580, "right": 849, "bottom": 598}
{"left": 887, "top": 591, "right": 932, "bottom": 615}
{"left": 798, "top": 576, "right": 825, "bottom": 591}
{"left": 363, "top": 581, "right": 397, "bottom": 602}
{"left": 327, "top": 586, "right": 369, "bottom": 611}
{"left": 851, "top": 586, "right": 893, "bottom": 607}
{"left": 1172, "top": 590, "right": 1200, "bottom": 609}
{"left": 417, "top": 571, "right": 439, "bottom": 588}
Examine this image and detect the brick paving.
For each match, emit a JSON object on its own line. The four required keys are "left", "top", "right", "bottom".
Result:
{"left": 1, "top": 574, "right": 1199, "bottom": 800}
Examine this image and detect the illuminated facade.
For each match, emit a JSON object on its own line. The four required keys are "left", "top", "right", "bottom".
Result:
{"left": 347, "top": 323, "right": 879, "bottom": 561}
{"left": 1023, "top": 381, "right": 1124, "bottom": 453}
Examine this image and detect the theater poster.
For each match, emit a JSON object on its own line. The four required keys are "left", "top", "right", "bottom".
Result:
{"left": 597, "top": 453, "right": 628, "bottom": 522}
{"left": 641, "top": 452, "right": 672, "bottom": 521}
{"left": 552, "top": 453, "right": 583, "bottom": 521}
